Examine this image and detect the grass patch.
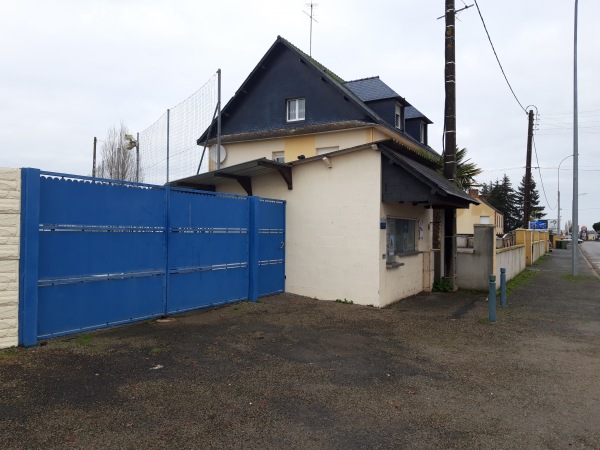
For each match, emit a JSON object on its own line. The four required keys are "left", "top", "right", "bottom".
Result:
{"left": 533, "top": 255, "right": 547, "bottom": 266}
{"left": 335, "top": 298, "right": 354, "bottom": 305}
{"left": 561, "top": 274, "right": 598, "bottom": 282}
{"left": 0, "top": 347, "right": 21, "bottom": 362}
{"left": 505, "top": 268, "right": 539, "bottom": 295}
{"left": 72, "top": 334, "right": 94, "bottom": 347}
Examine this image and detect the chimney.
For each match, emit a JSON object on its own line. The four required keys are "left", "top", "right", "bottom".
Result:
{"left": 468, "top": 189, "right": 479, "bottom": 199}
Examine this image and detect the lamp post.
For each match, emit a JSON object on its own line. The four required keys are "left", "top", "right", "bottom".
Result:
{"left": 557, "top": 154, "right": 573, "bottom": 235}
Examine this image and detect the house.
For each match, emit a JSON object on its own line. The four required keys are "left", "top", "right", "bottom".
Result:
{"left": 170, "top": 36, "right": 476, "bottom": 307}
{"left": 457, "top": 189, "right": 504, "bottom": 236}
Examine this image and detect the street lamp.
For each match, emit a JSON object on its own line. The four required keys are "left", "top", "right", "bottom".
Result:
{"left": 557, "top": 154, "right": 573, "bottom": 235}
{"left": 572, "top": 0, "right": 579, "bottom": 276}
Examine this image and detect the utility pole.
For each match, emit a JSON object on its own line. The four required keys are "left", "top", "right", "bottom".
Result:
{"left": 444, "top": 0, "right": 457, "bottom": 290}
{"left": 523, "top": 109, "right": 534, "bottom": 227}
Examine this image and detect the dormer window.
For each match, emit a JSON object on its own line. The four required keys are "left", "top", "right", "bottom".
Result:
{"left": 395, "top": 103, "right": 404, "bottom": 130}
{"left": 420, "top": 122, "right": 427, "bottom": 144}
{"left": 287, "top": 98, "right": 305, "bottom": 122}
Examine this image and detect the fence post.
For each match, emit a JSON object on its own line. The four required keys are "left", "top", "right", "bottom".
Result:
{"left": 500, "top": 268, "right": 507, "bottom": 308}
{"left": 248, "top": 197, "right": 259, "bottom": 302}
{"left": 488, "top": 274, "right": 496, "bottom": 324}
{"left": 19, "top": 168, "right": 41, "bottom": 346}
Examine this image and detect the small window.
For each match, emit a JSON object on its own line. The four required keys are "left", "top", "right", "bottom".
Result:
{"left": 480, "top": 216, "right": 490, "bottom": 224}
{"left": 272, "top": 151, "right": 285, "bottom": 163}
{"left": 386, "top": 218, "right": 416, "bottom": 262}
{"left": 420, "top": 122, "right": 427, "bottom": 144}
{"left": 287, "top": 98, "right": 305, "bottom": 122}
{"left": 395, "top": 103, "right": 404, "bottom": 130}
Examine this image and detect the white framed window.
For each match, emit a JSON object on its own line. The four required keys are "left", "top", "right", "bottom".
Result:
{"left": 287, "top": 98, "right": 305, "bottom": 122}
{"left": 386, "top": 218, "right": 416, "bottom": 261}
{"left": 480, "top": 216, "right": 490, "bottom": 224}
{"left": 395, "top": 103, "right": 404, "bottom": 130}
{"left": 316, "top": 146, "right": 339, "bottom": 155}
{"left": 272, "top": 151, "right": 285, "bottom": 163}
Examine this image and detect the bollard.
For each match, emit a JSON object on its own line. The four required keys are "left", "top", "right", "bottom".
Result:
{"left": 488, "top": 275, "right": 497, "bottom": 323}
{"left": 500, "top": 268, "right": 507, "bottom": 308}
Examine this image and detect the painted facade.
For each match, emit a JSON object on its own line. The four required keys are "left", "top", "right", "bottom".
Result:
{"left": 176, "top": 36, "right": 475, "bottom": 306}
{"left": 457, "top": 189, "right": 504, "bottom": 236}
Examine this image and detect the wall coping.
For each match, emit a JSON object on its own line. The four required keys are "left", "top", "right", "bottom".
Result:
{"left": 496, "top": 244, "right": 525, "bottom": 254}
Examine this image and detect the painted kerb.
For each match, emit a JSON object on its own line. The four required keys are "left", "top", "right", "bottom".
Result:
{"left": 0, "top": 168, "right": 20, "bottom": 349}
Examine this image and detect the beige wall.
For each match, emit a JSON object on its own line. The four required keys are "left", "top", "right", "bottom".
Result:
{"left": 457, "top": 201, "right": 503, "bottom": 235}
{"left": 378, "top": 203, "right": 433, "bottom": 307}
{"left": 217, "top": 149, "right": 384, "bottom": 306}
{"left": 218, "top": 127, "right": 383, "bottom": 168}
{"left": 0, "top": 168, "right": 20, "bottom": 349}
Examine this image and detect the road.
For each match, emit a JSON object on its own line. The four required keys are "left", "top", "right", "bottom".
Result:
{"left": 580, "top": 240, "right": 600, "bottom": 277}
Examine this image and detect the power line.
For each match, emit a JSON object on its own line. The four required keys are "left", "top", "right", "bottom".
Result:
{"left": 473, "top": 0, "right": 527, "bottom": 114}
{"left": 532, "top": 136, "right": 554, "bottom": 211}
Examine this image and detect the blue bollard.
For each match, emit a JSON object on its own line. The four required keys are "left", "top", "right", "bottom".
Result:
{"left": 500, "top": 268, "right": 507, "bottom": 308}
{"left": 488, "top": 275, "right": 496, "bottom": 323}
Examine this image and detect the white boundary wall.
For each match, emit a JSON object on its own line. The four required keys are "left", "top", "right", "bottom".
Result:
{"left": 0, "top": 168, "right": 20, "bottom": 349}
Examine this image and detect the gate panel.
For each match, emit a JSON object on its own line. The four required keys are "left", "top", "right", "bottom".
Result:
{"left": 166, "top": 189, "right": 250, "bottom": 313}
{"left": 20, "top": 171, "right": 286, "bottom": 346}
{"left": 35, "top": 174, "right": 167, "bottom": 339}
{"left": 257, "top": 198, "right": 286, "bottom": 296}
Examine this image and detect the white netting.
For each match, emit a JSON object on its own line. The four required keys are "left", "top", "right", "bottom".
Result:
{"left": 138, "top": 73, "right": 218, "bottom": 185}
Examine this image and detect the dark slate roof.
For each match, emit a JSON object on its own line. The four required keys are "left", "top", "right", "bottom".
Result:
{"left": 198, "top": 36, "right": 439, "bottom": 158}
{"left": 378, "top": 142, "right": 478, "bottom": 206}
{"left": 405, "top": 106, "right": 433, "bottom": 124}
{"left": 344, "top": 77, "right": 401, "bottom": 102}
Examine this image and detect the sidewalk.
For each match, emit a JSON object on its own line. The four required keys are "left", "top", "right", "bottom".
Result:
{"left": 1, "top": 249, "right": 599, "bottom": 449}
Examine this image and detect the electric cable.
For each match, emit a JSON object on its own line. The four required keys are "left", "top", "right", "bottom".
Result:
{"left": 473, "top": 0, "right": 527, "bottom": 114}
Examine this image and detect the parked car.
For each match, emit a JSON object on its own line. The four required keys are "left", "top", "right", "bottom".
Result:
{"left": 563, "top": 236, "right": 583, "bottom": 244}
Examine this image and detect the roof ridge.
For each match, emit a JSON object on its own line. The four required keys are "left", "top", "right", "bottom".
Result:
{"left": 276, "top": 35, "right": 346, "bottom": 84}
{"left": 344, "top": 76, "right": 380, "bottom": 83}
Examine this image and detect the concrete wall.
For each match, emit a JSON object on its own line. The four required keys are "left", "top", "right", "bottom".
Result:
{"left": 218, "top": 147, "right": 383, "bottom": 306}
{"left": 378, "top": 202, "right": 433, "bottom": 307}
{"left": 495, "top": 245, "right": 526, "bottom": 282}
{"left": 0, "top": 168, "right": 20, "bottom": 349}
{"left": 456, "top": 224, "right": 495, "bottom": 291}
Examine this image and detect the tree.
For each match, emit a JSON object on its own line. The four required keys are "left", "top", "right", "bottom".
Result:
{"left": 593, "top": 222, "right": 600, "bottom": 233}
{"left": 438, "top": 147, "right": 483, "bottom": 190}
{"left": 483, "top": 174, "right": 520, "bottom": 232}
{"left": 97, "top": 122, "right": 140, "bottom": 181}
{"left": 515, "top": 175, "right": 546, "bottom": 225}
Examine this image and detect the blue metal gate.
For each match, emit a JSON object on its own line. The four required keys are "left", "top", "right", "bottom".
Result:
{"left": 19, "top": 169, "right": 285, "bottom": 346}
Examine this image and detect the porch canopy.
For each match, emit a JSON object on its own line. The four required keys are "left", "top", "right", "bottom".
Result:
{"left": 378, "top": 141, "right": 478, "bottom": 209}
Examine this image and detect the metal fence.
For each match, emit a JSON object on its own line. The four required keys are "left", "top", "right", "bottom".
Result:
{"left": 138, "top": 71, "right": 219, "bottom": 185}
{"left": 19, "top": 169, "right": 285, "bottom": 346}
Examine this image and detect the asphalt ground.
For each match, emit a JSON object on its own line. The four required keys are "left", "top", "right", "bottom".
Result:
{"left": 1, "top": 246, "right": 599, "bottom": 449}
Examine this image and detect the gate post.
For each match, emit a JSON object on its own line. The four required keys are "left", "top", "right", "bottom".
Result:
{"left": 248, "top": 197, "right": 259, "bottom": 302}
{"left": 19, "top": 168, "right": 41, "bottom": 346}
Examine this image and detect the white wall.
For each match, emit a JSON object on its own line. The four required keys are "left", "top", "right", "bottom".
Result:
{"left": 496, "top": 245, "right": 526, "bottom": 282}
{"left": 218, "top": 149, "right": 383, "bottom": 306}
{"left": 378, "top": 202, "right": 433, "bottom": 307}
{"left": 0, "top": 168, "right": 20, "bottom": 349}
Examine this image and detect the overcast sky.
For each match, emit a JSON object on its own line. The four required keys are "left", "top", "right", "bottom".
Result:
{"left": 1, "top": 0, "right": 599, "bottom": 229}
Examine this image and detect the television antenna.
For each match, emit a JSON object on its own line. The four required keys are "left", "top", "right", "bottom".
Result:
{"left": 303, "top": 3, "right": 319, "bottom": 57}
